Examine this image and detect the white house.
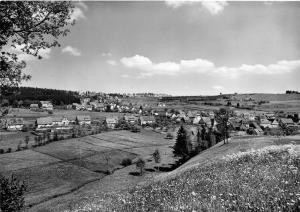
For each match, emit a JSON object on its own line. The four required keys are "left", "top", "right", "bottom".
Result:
{"left": 6, "top": 118, "right": 24, "bottom": 131}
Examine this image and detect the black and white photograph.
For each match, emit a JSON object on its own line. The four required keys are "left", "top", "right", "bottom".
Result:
{"left": 0, "top": 0, "right": 300, "bottom": 211}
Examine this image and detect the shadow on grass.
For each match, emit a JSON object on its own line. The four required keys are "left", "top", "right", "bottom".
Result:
{"left": 145, "top": 168, "right": 155, "bottom": 172}
{"left": 129, "top": 171, "right": 141, "bottom": 176}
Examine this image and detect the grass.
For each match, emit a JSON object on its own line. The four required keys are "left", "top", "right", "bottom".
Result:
{"left": 0, "top": 129, "right": 175, "bottom": 210}
{"left": 67, "top": 144, "right": 300, "bottom": 212}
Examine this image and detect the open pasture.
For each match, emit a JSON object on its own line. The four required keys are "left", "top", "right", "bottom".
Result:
{"left": 0, "top": 129, "right": 174, "bottom": 209}
{"left": 0, "top": 149, "right": 60, "bottom": 172}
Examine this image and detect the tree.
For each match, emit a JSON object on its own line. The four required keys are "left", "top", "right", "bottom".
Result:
{"left": 152, "top": 149, "right": 161, "bottom": 164}
{"left": 103, "top": 153, "right": 111, "bottom": 174}
{"left": 215, "top": 108, "right": 230, "bottom": 144}
{"left": 136, "top": 158, "right": 145, "bottom": 176}
{"left": 0, "top": 174, "right": 27, "bottom": 212}
{"left": 24, "top": 135, "right": 29, "bottom": 148}
{"left": 0, "top": 1, "right": 74, "bottom": 97}
{"left": 173, "top": 125, "right": 189, "bottom": 158}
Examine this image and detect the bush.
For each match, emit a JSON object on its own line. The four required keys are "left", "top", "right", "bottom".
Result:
{"left": 136, "top": 158, "right": 146, "bottom": 176}
{"left": 0, "top": 149, "right": 4, "bottom": 154}
{"left": 6, "top": 148, "right": 11, "bottom": 153}
{"left": 0, "top": 174, "right": 27, "bottom": 212}
{"left": 121, "top": 158, "right": 132, "bottom": 166}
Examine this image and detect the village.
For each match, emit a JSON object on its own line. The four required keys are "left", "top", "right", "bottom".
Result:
{"left": 1, "top": 92, "right": 300, "bottom": 155}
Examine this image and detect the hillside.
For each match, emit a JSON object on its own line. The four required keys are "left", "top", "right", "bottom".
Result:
{"left": 66, "top": 136, "right": 300, "bottom": 212}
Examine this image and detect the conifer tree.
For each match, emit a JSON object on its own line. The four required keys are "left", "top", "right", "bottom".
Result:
{"left": 173, "top": 125, "right": 189, "bottom": 158}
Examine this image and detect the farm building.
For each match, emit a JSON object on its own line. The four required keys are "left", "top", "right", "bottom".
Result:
{"left": 279, "top": 118, "right": 295, "bottom": 127}
{"left": 52, "top": 116, "right": 69, "bottom": 126}
{"left": 260, "top": 119, "right": 272, "bottom": 128}
{"left": 140, "top": 116, "right": 156, "bottom": 126}
{"left": 106, "top": 117, "right": 119, "bottom": 129}
{"left": 40, "top": 101, "right": 53, "bottom": 111}
{"left": 124, "top": 115, "right": 138, "bottom": 124}
{"left": 36, "top": 117, "right": 53, "bottom": 129}
{"left": 5, "top": 118, "right": 24, "bottom": 131}
{"left": 76, "top": 115, "right": 91, "bottom": 125}
{"left": 30, "top": 104, "right": 39, "bottom": 111}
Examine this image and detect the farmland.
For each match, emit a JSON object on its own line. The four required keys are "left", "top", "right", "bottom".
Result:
{"left": 0, "top": 129, "right": 175, "bottom": 210}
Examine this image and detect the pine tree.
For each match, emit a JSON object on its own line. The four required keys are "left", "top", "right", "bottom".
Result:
{"left": 173, "top": 126, "right": 189, "bottom": 158}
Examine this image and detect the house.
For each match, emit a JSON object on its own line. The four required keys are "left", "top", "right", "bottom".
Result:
{"left": 72, "top": 103, "right": 83, "bottom": 110}
{"left": 124, "top": 115, "right": 138, "bottom": 124}
{"left": 106, "top": 117, "right": 119, "bottom": 129}
{"left": 30, "top": 104, "right": 39, "bottom": 111}
{"left": 40, "top": 101, "right": 53, "bottom": 111}
{"left": 279, "top": 118, "right": 294, "bottom": 128}
{"left": 260, "top": 119, "right": 272, "bottom": 129}
{"left": 52, "top": 116, "right": 69, "bottom": 126}
{"left": 36, "top": 117, "right": 53, "bottom": 129}
{"left": 76, "top": 115, "right": 91, "bottom": 125}
{"left": 140, "top": 116, "right": 155, "bottom": 126}
{"left": 6, "top": 118, "right": 24, "bottom": 131}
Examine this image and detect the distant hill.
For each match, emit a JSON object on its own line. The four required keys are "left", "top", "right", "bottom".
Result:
{"left": 231, "top": 93, "right": 300, "bottom": 102}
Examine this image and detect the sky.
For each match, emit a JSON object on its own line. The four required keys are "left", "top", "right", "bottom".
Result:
{"left": 20, "top": 1, "right": 300, "bottom": 95}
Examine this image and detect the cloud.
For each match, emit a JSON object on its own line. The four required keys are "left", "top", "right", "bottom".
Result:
{"left": 11, "top": 45, "right": 51, "bottom": 61}
{"left": 120, "top": 55, "right": 300, "bottom": 78}
{"left": 102, "top": 52, "right": 112, "bottom": 57}
{"left": 165, "top": 0, "right": 228, "bottom": 15}
{"left": 201, "top": 1, "right": 228, "bottom": 15}
{"left": 70, "top": 7, "right": 86, "bottom": 21}
{"left": 106, "top": 60, "right": 117, "bottom": 66}
{"left": 213, "top": 85, "right": 223, "bottom": 90}
{"left": 62, "top": 46, "right": 81, "bottom": 56}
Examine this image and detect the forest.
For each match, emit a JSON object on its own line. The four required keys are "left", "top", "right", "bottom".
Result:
{"left": 1, "top": 87, "right": 80, "bottom": 107}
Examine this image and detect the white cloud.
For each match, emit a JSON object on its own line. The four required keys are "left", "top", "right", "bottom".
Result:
{"left": 201, "top": 1, "right": 228, "bottom": 15}
{"left": 213, "top": 85, "right": 223, "bottom": 90}
{"left": 165, "top": 0, "right": 228, "bottom": 15}
{"left": 102, "top": 52, "right": 112, "bottom": 57}
{"left": 120, "top": 55, "right": 300, "bottom": 78}
{"left": 12, "top": 45, "right": 51, "bottom": 61}
{"left": 70, "top": 7, "right": 86, "bottom": 21}
{"left": 106, "top": 60, "right": 117, "bottom": 66}
{"left": 62, "top": 46, "right": 81, "bottom": 56}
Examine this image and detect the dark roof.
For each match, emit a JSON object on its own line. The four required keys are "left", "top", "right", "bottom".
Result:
{"left": 280, "top": 118, "right": 294, "bottom": 124}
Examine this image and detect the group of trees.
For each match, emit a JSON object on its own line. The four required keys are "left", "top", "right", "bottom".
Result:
{"left": 1, "top": 87, "right": 80, "bottom": 107}
{"left": 173, "top": 109, "right": 231, "bottom": 164}
{"left": 286, "top": 90, "right": 299, "bottom": 94}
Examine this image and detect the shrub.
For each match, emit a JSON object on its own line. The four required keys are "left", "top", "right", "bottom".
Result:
{"left": 152, "top": 149, "right": 161, "bottom": 164}
{"left": 6, "top": 148, "right": 11, "bottom": 153}
{"left": 0, "top": 174, "right": 27, "bottom": 212}
{"left": 0, "top": 149, "right": 4, "bottom": 154}
{"left": 136, "top": 158, "right": 145, "bottom": 176}
{"left": 121, "top": 158, "right": 132, "bottom": 166}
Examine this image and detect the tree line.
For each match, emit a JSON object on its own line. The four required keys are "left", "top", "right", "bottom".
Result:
{"left": 1, "top": 87, "right": 80, "bottom": 107}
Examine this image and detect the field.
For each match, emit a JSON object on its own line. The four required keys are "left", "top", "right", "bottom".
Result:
{"left": 0, "top": 129, "right": 174, "bottom": 210}
{"left": 64, "top": 136, "right": 300, "bottom": 212}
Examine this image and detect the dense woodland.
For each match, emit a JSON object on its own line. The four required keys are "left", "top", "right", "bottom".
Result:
{"left": 1, "top": 87, "right": 80, "bottom": 107}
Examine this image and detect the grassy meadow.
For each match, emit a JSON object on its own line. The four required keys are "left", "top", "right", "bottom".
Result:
{"left": 67, "top": 143, "right": 300, "bottom": 212}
